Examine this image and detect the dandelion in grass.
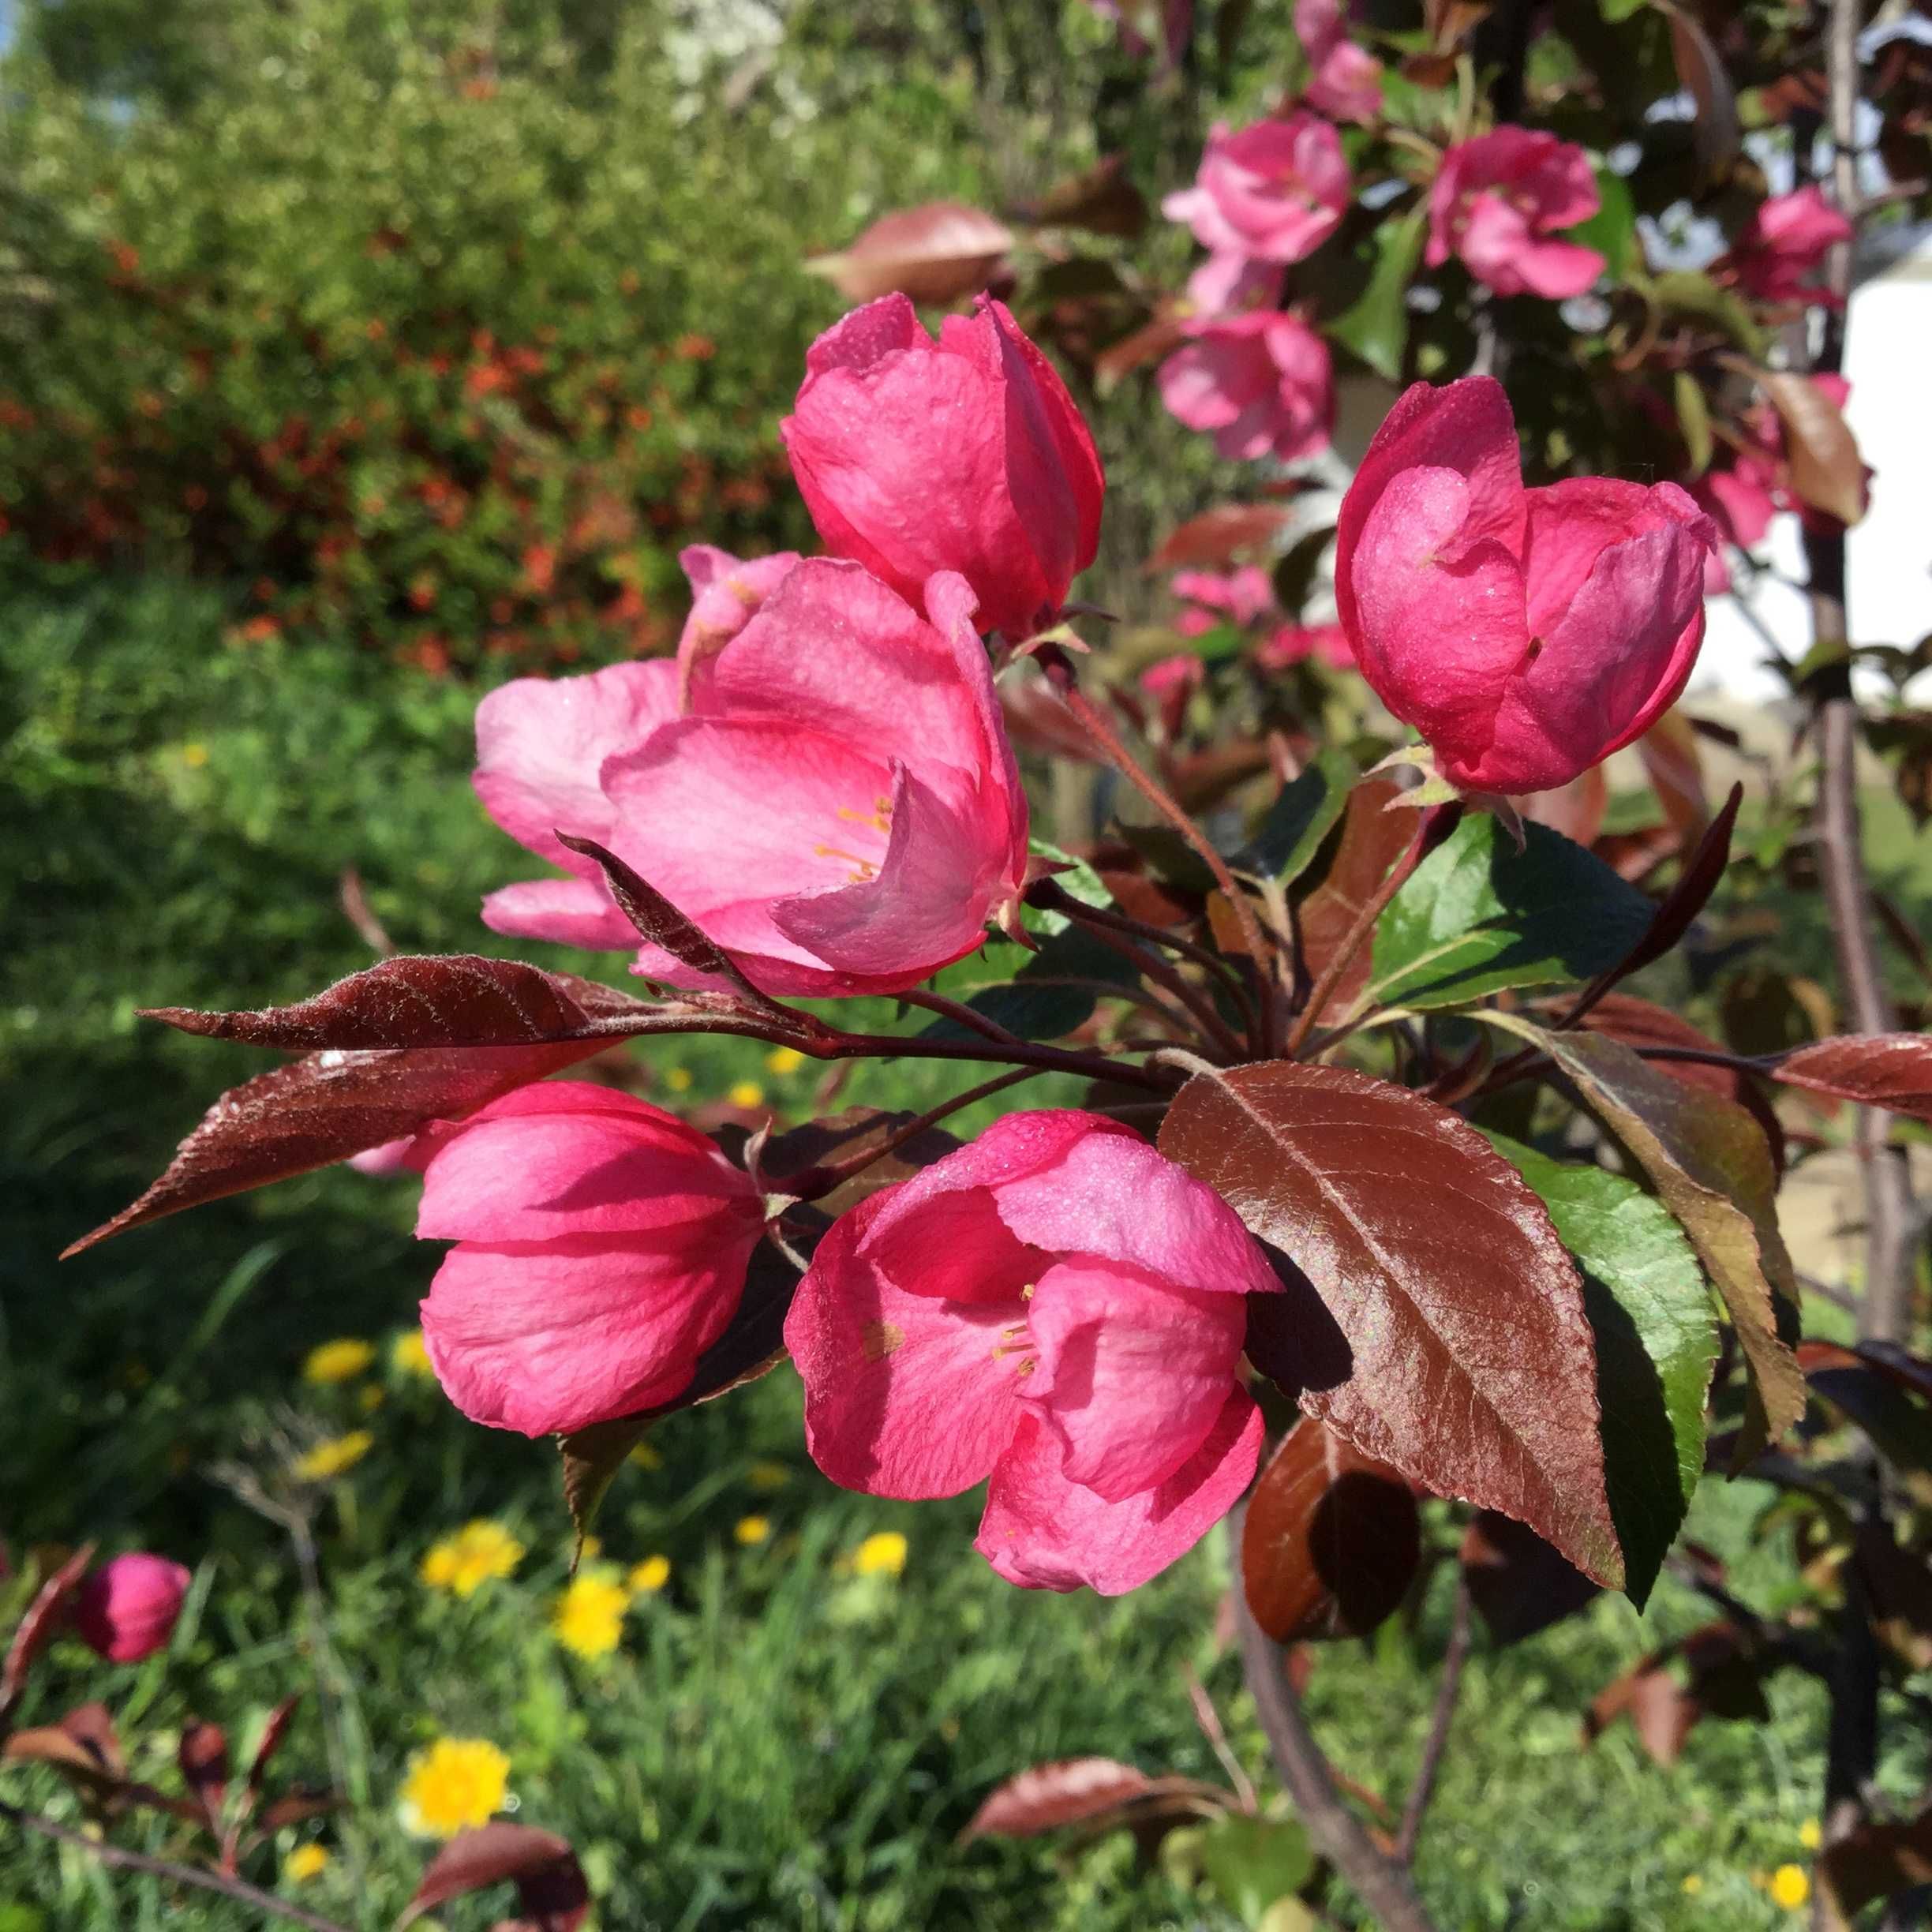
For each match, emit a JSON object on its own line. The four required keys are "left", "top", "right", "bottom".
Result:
{"left": 746, "top": 1458, "right": 791, "bottom": 1492}
{"left": 1681, "top": 1875, "right": 1702, "bottom": 1896}
{"left": 628, "top": 1556, "right": 671, "bottom": 1595}
{"left": 727, "top": 1080, "right": 766, "bottom": 1110}
{"left": 421, "top": 1521, "right": 526, "bottom": 1599}
{"left": 293, "top": 1431, "right": 373, "bottom": 1481}
{"left": 851, "top": 1531, "right": 907, "bottom": 1579}
{"left": 1799, "top": 1819, "right": 1822, "bottom": 1851}
{"left": 302, "top": 1339, "right": 375, "bottom": 1386}
{"left": 552, "top": 1568, "right": 629, "bottom": 1658}
{"left": 285, "top": 1843, "right": 330, "bottom": 1881}
{"left": 1770, "top": 1866, "right": 1810, "bottom": 1911}
{"left": 765, "top": 1046, "right": 805, "bottom": 1074}
{"left": 664, "top": 1066, "right": 693, "bottom": 1093}
{"left": 627, "top": 1441, "right": 662, "bottom": 1471}
{"left": 391, "top": 1329, "right": 434, "bottom": 1378}
{"left": 399, "top": 1737, "right": 511, "bottom": 1838}
{"left": 734, "top": 1515, "right": 770, "bottom": 1547}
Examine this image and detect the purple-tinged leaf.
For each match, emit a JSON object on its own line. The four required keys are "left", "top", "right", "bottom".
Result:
{"left": 399, "top": 1822, "right": 589, "bottom": 1932}
{"left": 1774, "top": 1034, "right": 1932, "bottom": 1123}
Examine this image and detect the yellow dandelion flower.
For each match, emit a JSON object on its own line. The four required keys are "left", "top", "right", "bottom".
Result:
{"left": 764, "top": 1047, "right": 805, "bottom": 1075}
{"left": 1680, "top": 1875, "right": 1702, "bottom": 1897}
{"left": 1799, "top": 1818, "right": 1822, "bottom": 1851}
{"left": 734, "top": 1515, "right": 770, "bottom": 1547}
{"left": 1769, "top": 1866, "right": 1810, "bottom": 1911}
{"left": 629, "top": 1556, "right": 672, "bottom": 1595}
{"left": 391, "top": 1330, "right": 434, "bottom": 1378}
{"left": 399, "top": 1738, "right": 510, "bottom": 1839}
{"left": 852, "top": 1531, "right": 907, "bottom": 1578}
{"left": 627, "top": 1441, "right": 662, "bottom": 1471}
{"left": 727, "top": 1080, "right": 766, "bottom": 1110}
{"left": 293, "top": 1431, "right": 373, "bottom": 1481}
{"left": 578, "top": 1535, "right": 602, "bottom": 1560}
{"left": 421, "top": 1522, "right": 525, "bottom": 1598}
{"left": 182, "top": 742, "right": 210, "bottom": 769}
{"left": 285, "top": 1843, "right": 330, "bottom": 1881}
{"left": 552, "top": 1569, "right": 629, "bottom": 1659}
{"left": 746, "top": 1458, "right": 791, "bottom": 1492}
{"left": 302, "top": 1339, "right": 375, "bottom": 1386}
{"left": 665, "top": 1066, "right": 693, "bottom": 1093}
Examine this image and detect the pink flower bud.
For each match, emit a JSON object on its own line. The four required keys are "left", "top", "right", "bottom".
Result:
{"left": 1335, "top": 377, "right": 1718, "bottom": 796}
{"left": 1158, "top": 309, "right": 1335, "bottom": 463}
{"left": 1426, "top": 128, "right": 1604, "bottom": 300}
{"left": 416, "top": 1084, "right": 766, "bottom": 1437}
{"left": 1295, "top": 0, "right": 1382, "bottom": 125}
{"left": 74, "top": 1553, "right": 192, "bottom": 1662}
{"left": 781, "top": 294, "right": 1103, "bottom": 639}
{"left": 784, "top": 1111, "right": 1279, "bottom": 1596}
{"left": 1725, "top": 187, "right": 1852, "bottom": 306}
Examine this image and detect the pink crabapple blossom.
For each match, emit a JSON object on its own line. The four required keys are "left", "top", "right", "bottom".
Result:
{"left": 1158, "top": 309, "right": 1335, "bottom": 462}
{"left": 473, "top": 556, "right": 1031, "bottom": 998}
{"left": 73, "top": 1553, "right": 192, "bottom": 1663}
{"left": 1163, "top": 114, "right": 1350, "bottom": 286}
{"left": 781, "top": 294, "right": 1103, "bottom": 641}
{"left": 414, "top": 1084, "right": 766, "bottom": 1438}
{"left": 1335, "top": 376, "right": 1718, "bottom": 795}
{"left": 1296, "top": 0, "right": 1383, "bottom": 125}
{"left": 1426, "top": 128, "right": 1604, "bottom": 300}
{"left": 1171, "top": 566, "right": 1277, "bottom": 631}
{"left": 1256, "top": 620, "right": 1354, "bottom": 671}
{"left": 1724, "top": 186, "right": 1854, "bottom": 306}
{"left": 783, "top": 1111, "right": 1281, "bottom": 1596}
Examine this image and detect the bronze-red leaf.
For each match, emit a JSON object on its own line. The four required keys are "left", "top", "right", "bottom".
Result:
{"left": 399, "top": 1822, "right": 589, "bottom": 1932}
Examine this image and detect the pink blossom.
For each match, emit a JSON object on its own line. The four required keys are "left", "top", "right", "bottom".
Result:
{"left": 1185, "top": 252, "right": 1283, "bottom": 318}
{"left": 1691, "top": 375, "right": 1868, "bottom": 552}
{"left": 1163, "top": 116, "right": 1350, "bottom": 271}
{"left": 1140, "top": 653, "right": 1206, "bottom": 738}
{"left": 1171, "top": 566, "right": 1277, "bottom": 627}
{"left": 675, "top": 545, "right": 801, "bottom": 703}
{"left": 781, "top": 294, "right": 1104, "bottom": 640}
{"left": 1256, "top": 621, "right": 1354, "bottom": 671}
{"left": 416, "top": 1084, "right": 765, "bottom": 1437}
{"left": 348, "top": 1135, "right": 432, "bottom": 1177}
{"left": 74, "top": 1554, "right": 191, "bottom": 1663}
{"left": 1158, "top": 310, "right": 1335, "bottom": 462}
{"left": 1726, "top": 187, "right": 1852, "bottom": 306}
{"left": 1335, "top": 376, "right": 1718, "bottom": 795}
{"left": 784, "top": 1111, "right": 1279, "bottom": 1595}
{"left": 1427, "top": 129, "right": 1604, "bottom": 300}
{"left": 1296, "top": 0, "right": 1382, "bottom": 124}
{"left": 601, "top": 560, "right": 1030, "bottom": 997}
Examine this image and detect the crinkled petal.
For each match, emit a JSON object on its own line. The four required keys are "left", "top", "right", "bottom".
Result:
{"left": 975, "top": 1391, "right": 1264, "bottom": 1595}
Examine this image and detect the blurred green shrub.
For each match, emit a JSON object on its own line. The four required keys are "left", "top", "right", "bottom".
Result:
{"left": 0, "top": 0, "right": 928, "bottom": 670}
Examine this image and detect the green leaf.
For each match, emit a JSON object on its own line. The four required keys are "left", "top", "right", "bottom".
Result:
{"left": 921, "top": 923, "right": 1142, "bottom": 1045}
{"left": 1674, "top": 369, "right": 1713, "bottom": 474}
{"left": 1325, "top": 204, "right": 1427, "bottom": 382}
{"left": 1235, "top": 751, "right": 1360, "bottom": 887}
{"left": 1196, "top": 1815, "right": 1316, "bottom": 1929}
{"left": 1024, "top": 838, "right": 1110, "bottom": 934}
{"left": 1599, "top": 0, "right": 1650, "bottom": 20}
{"left": 1484, "top": 1136, "right": 1717, "bottom": 1608}
{"left": 1571, "top": 167, "right": 1637, "bottom": 283}
{"left": 1365, "top": 813, "right": 1655, "bottom": 1012}
{"left": 1183, "top": 620, "right": 1249, "bottom": 665}
{"left": 1649, "top": 269, "right": 1766, "bottom": 359}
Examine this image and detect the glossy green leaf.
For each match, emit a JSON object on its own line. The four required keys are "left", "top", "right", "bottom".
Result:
{"left": 1485, "top": 1136, "right": 1717, "bottom": 1608}
{"left": 1571, "top": 167, "right": 1637, "bottom": 283}
{"left": 1235, "top": 751, "right": 1360, "bottom": 887}
{"left": 1365, "top": 813, "right": 1655, "bottom": 1012}
{"left": 922, "top": 923, "right": 1141, "bottom": 1045}
{"left": 1325, "top": 204, "right": 1426, "bottom": 382}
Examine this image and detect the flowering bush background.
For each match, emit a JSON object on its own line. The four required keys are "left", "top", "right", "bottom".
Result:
{"left": 5, "top": 2, "right": 1932, "bottom": 1929}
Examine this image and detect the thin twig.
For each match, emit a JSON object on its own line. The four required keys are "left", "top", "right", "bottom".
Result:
{"left": 1041, "top": 905, "right": 1248, "bottom": 1061}
{"left": 1228, "top": 1503, "right": 1439, "bottom": 1932}
{"left": 895, "top": 987, "right": 1024, "bottom": 1048}
{"left": 0, "top": 1802, "right": 351, "bottom": 1932}
{"left": 1183, "top": 1665, "right": 1260, "bottom": 1815}
{"left": 785, "top": 1067, "right": 1040, "bottom": 1200}
{"left": 1395, "top": 1573, "right": 1473, "bottom": 1865}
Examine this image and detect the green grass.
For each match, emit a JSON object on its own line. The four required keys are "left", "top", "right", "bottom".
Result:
{"left": 1, "top": 567, "right": 1920, "bottom": 1930}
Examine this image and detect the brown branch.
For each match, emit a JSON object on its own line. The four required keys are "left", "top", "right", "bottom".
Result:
{"left": 1229, "top": 1504, "right": 1439, "bottom": 1932}
{"left": 1037, "top": 904, "right": 1248, "bottom": 1061}
{"left": 0, "top": 1802, "right": 350, "bottom": 1932}
{"left": 894, "top": 987, "right": 1024, "bottom": 1048}
{"left": 786, "top": 1066, "right": 1040, "bottom": 1200}
{"left": 1395, "top": 1572, "right": 1473, "bottom": 1865}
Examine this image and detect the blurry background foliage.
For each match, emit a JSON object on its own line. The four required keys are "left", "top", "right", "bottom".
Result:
{"left": 0, "top": 0, "right": 1241, "bottom": 672}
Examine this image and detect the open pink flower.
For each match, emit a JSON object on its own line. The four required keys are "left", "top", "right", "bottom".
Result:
{"left": 1335, "top": 376, "right": 1717, "bottom": 795}
{"left": 416, "top": 1084, "right": 765, "bottom": 1437}
{"left": 1724, "top": 187, "right": 1852, "bottom": 306}
{"left": 1159, "top": 311, "right": 1335, "bottom": 462}
{"left": 781, "top": 294, "right": 1103, "bottom": 640}
{"left": 1427, "top": 129, "right": 1603, "bottom": 300}
{"left": 1296, "top": 0, "right": 1382, "bottom": 124}
{"left": 74, "top": 1554, "right": 191, "bottom": 1663}
{"left": 784, "top": 1111, "right": 1279, "bottom": 1595}
{"left": 598, "top": 559, "right": 1029, "bottom": 997}
{"left": 1163, "top": 114, "right": 1350, "bottom": 270}
{"left": 675, "top": 544, "right": 801, "bottom": 702}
